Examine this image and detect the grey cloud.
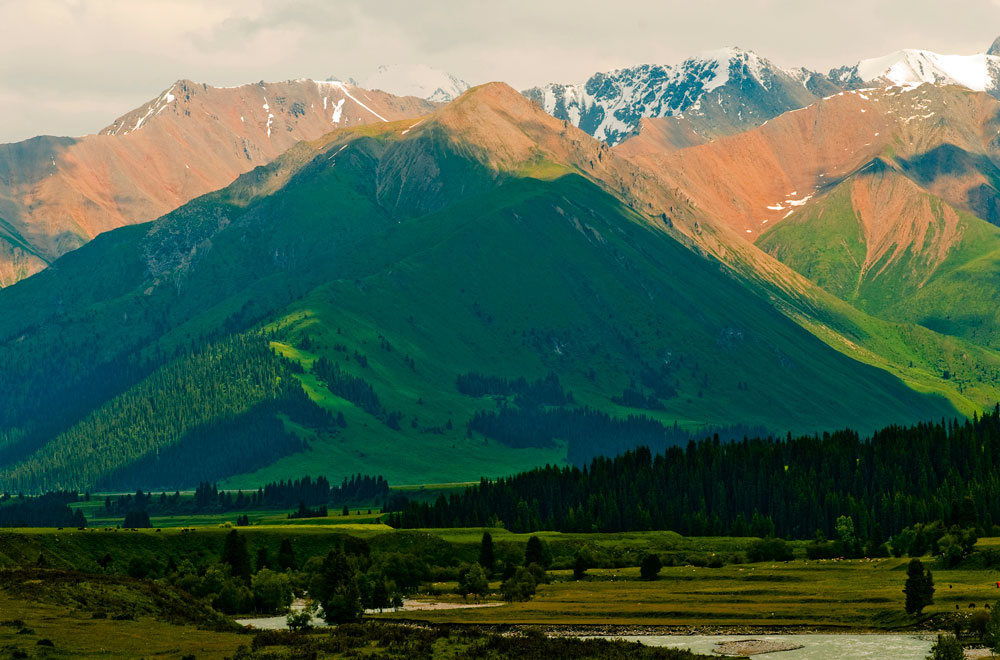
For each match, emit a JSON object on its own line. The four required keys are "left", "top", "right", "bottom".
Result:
{"left": 0, "top": 0, "right": 998, "bottom": 142}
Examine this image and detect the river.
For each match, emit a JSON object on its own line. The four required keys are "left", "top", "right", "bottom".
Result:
{"left": 603, "top": 633, "right": 941, "bottom": 658}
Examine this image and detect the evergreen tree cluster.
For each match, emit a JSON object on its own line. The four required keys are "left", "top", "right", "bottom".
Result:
{"left": 458, "top": 371, "right": 574, "bottom": 407}
{"left": 392, "top": 408, "right": 1000, "bottom": 540}
{"left": 1, "top": 333, "right": 334, "bottom": 492}
{"left": 311, "top": 357, "right": 402, "bottom": 428}
{"left": 288, "top": 502, "right": 328, "bottom": 519}
{"left": 0, "top": 491, "right": 85, "bottom": 527}
{"left": 100, "top": 474, "right": 389, "bottom": 519}
{"left": 469, "top": 403, "right": 762, "bottom": 462}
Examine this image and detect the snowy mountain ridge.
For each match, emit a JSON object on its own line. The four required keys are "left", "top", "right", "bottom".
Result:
{"left": 523, "top": 47, "right": 828, "bottom": 145}
{"left": 834, "top": 49, "right": 1000, "bottom": 92}
{"left": 526, "top": 37, "right": 1000, "bottom": 146}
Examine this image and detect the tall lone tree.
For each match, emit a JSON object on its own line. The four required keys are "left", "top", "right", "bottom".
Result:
{"left": 222, "top": 530, "right": 252, "bottom": 584}
{"left": 525, "top": 535, "right": 546, "bottom": 567}
{"left": 313, "top": 548, "right": 362, "bottom": 624}
{"left": 904, "top": 558, "right": 934, "bottom": 615}
{"left": 479, "top": 532, "right": 495, "bottom": 573}
{"left": 277, "top": 538, "right": 297, "bottom": 572}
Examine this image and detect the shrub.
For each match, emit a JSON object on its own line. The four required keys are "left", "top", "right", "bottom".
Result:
{"left": 640, "top": 554, "right": 662, "bottom": 581}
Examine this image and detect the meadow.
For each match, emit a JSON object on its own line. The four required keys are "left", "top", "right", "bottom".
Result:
{"left": 4, "top": 523, "right": 999, "bottom": 631}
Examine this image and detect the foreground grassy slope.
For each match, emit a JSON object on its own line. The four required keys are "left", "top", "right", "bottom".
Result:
{"left": 228, "top": 174, "right": 956, "bottom": 485}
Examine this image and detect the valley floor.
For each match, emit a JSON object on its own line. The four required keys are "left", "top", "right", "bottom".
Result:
{"left": 3, "top": 527, "right": 999, "bottom": 658}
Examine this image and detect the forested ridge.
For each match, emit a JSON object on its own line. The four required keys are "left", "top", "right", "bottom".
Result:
{"left": 0, "top": 333, "right": 334, "bottom": 492}
{"left": 391, "top": 407, "right": 1000, "bottom": 541}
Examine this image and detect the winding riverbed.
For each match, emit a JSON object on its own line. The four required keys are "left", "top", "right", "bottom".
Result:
{"left": 602, "top": 634, "right": 938, "bottom": 659}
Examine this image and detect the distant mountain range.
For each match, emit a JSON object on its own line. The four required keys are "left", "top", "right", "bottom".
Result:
{"left": 525, "top": 37, "right": 1000, "bottom": 145}
{"left": 0, "top": 79, "right": 434, "bottom": 286}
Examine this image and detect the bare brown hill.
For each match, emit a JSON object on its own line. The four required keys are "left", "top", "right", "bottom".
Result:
{"left": 617, "top": 85, "right": 1000, "bottom": 240}
{"left": 0, "top": 79, "right": 435, "bottom": 286}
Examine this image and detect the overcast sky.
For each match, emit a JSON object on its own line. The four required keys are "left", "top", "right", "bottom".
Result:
{"left": 1, "top": 0, "right": 999, "bottom": 143}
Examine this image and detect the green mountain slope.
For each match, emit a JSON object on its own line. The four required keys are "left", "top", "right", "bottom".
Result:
{"left": 0, "top": 84, "right": 959, "bottom": 491}
{"left": 758, "top": 158, "right": 1000, "bottom": 352}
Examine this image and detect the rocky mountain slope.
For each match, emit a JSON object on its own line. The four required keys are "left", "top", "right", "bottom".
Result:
{"left": 523, "top": 48, "right": 837, "bottom": 146}
{"left": 612, "top": 79, "right": 1000, "bottom": 359}
{"left": 525, "top": 37, "right": 1000, "bottom": 148}
{"left": 0, "top": 79, "right": 435, "bottom": 286}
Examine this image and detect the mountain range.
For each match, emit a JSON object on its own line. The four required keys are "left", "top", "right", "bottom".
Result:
{"left": 4, "top": 39, "right": 1000, "bottom": 493}
{"left": 526, "top": 39, "right": 1000, "bottom": 146}
{"left": 0, "top": 79, "right": 434, "bottom": 286}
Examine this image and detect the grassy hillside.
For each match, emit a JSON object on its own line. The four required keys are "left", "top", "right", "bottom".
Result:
{"left": 758, "top": 163, "right": 1000, "bottom": 352}
{"left": 232, "top": 174, "right": 956, "bottom": 486}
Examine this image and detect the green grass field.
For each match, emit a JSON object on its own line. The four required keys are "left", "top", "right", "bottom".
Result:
{"left": 3, "top": 525, "right": 1000, "bottom": 659}
{"left": 4, "top": 525, "right": 1000, "bottom": 630}
{"left": 377, "top": 559, "right": 1000, "bottom": 628}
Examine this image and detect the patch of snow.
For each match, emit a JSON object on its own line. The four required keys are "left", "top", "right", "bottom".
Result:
{"left": 317, "top": 81, "right": 387, "bottom": 122}
{"left": 400, "top": 118, "right": 424, "bottom": 135}
{"left": 331, "top": 98, "right": 345, "bottom": 123}
{"left": 856, "top": 49, "right": 997, "bottom": 91}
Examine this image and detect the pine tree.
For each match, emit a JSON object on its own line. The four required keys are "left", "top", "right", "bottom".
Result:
{"left": 256, "top": 546, "right": 270, "bottom": 572}
{"left": 904, "top": 558, "right": 934, "bottom": 615}
{"left": 524, "top": 535, "right": 545, "bottom": 567}
{"left": 221, "top": 530, "right": 252, "bottom": 584}
{"left": 277, "top": 538, "right": 297, "bottom": 571}
{"left": 573, "top": 552, "right": 587, "bottom": 581}
{"left": 478, "top": 532, "right": 495, "bottom": 573}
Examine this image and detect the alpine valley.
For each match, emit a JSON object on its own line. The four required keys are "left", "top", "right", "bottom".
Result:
{"left": 4, "top": 38, "right": 1000, "bottom": 497}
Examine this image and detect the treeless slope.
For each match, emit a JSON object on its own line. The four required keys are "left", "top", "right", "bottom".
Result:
{"left": 620, "top": 85, "right": 1000, "bottom": 239}
{"left": 613, "top": 117, "right": 707, "bottom": 158}
{"left": 0, "top": 79, "right": 435, "bottom": 285}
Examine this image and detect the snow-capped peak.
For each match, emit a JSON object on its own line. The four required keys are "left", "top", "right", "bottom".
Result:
{"left": 988, "top": 35, "right": 1000, "bottom": 57}
{"left": 685, "top": 47, "right": 789, "bottom": 91}
{"left": 849, "top": 49, "right": 999, "bottom": 92}
{"left": 523, "top": 46, "right": 817, "bottom": 145}
{"left": 354, "top": 64, "right": 470, "bottom": 103}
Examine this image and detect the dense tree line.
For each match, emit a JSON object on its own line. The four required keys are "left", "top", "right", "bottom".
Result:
{"left": 0, "top": 491, "right": 86, "bottom": 527}
{"left": 0, "top": 333, "right": 334, "bottom": 493}
{"left": 469, "top": 403, "right": 762, "bottom": 463}
{"left": 457, "top": 371, "right": 574, "bottom": 408}
{"left": 311, "top": 357, "right": 404, "bottom": 429}
{"left": 259, "top": 474, "right": 389, "bottom": 507}
{"left": 312, "top": 357, "right": 384, "bottom": 416}
{"left": 392, "top": 408, "right": 1000, "bottom": 541}
{"left": 289, "top": 502, "right": 328, "bottom": 519}
{"left": 102, "top": 475, "right": 390, "bottom": 519}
